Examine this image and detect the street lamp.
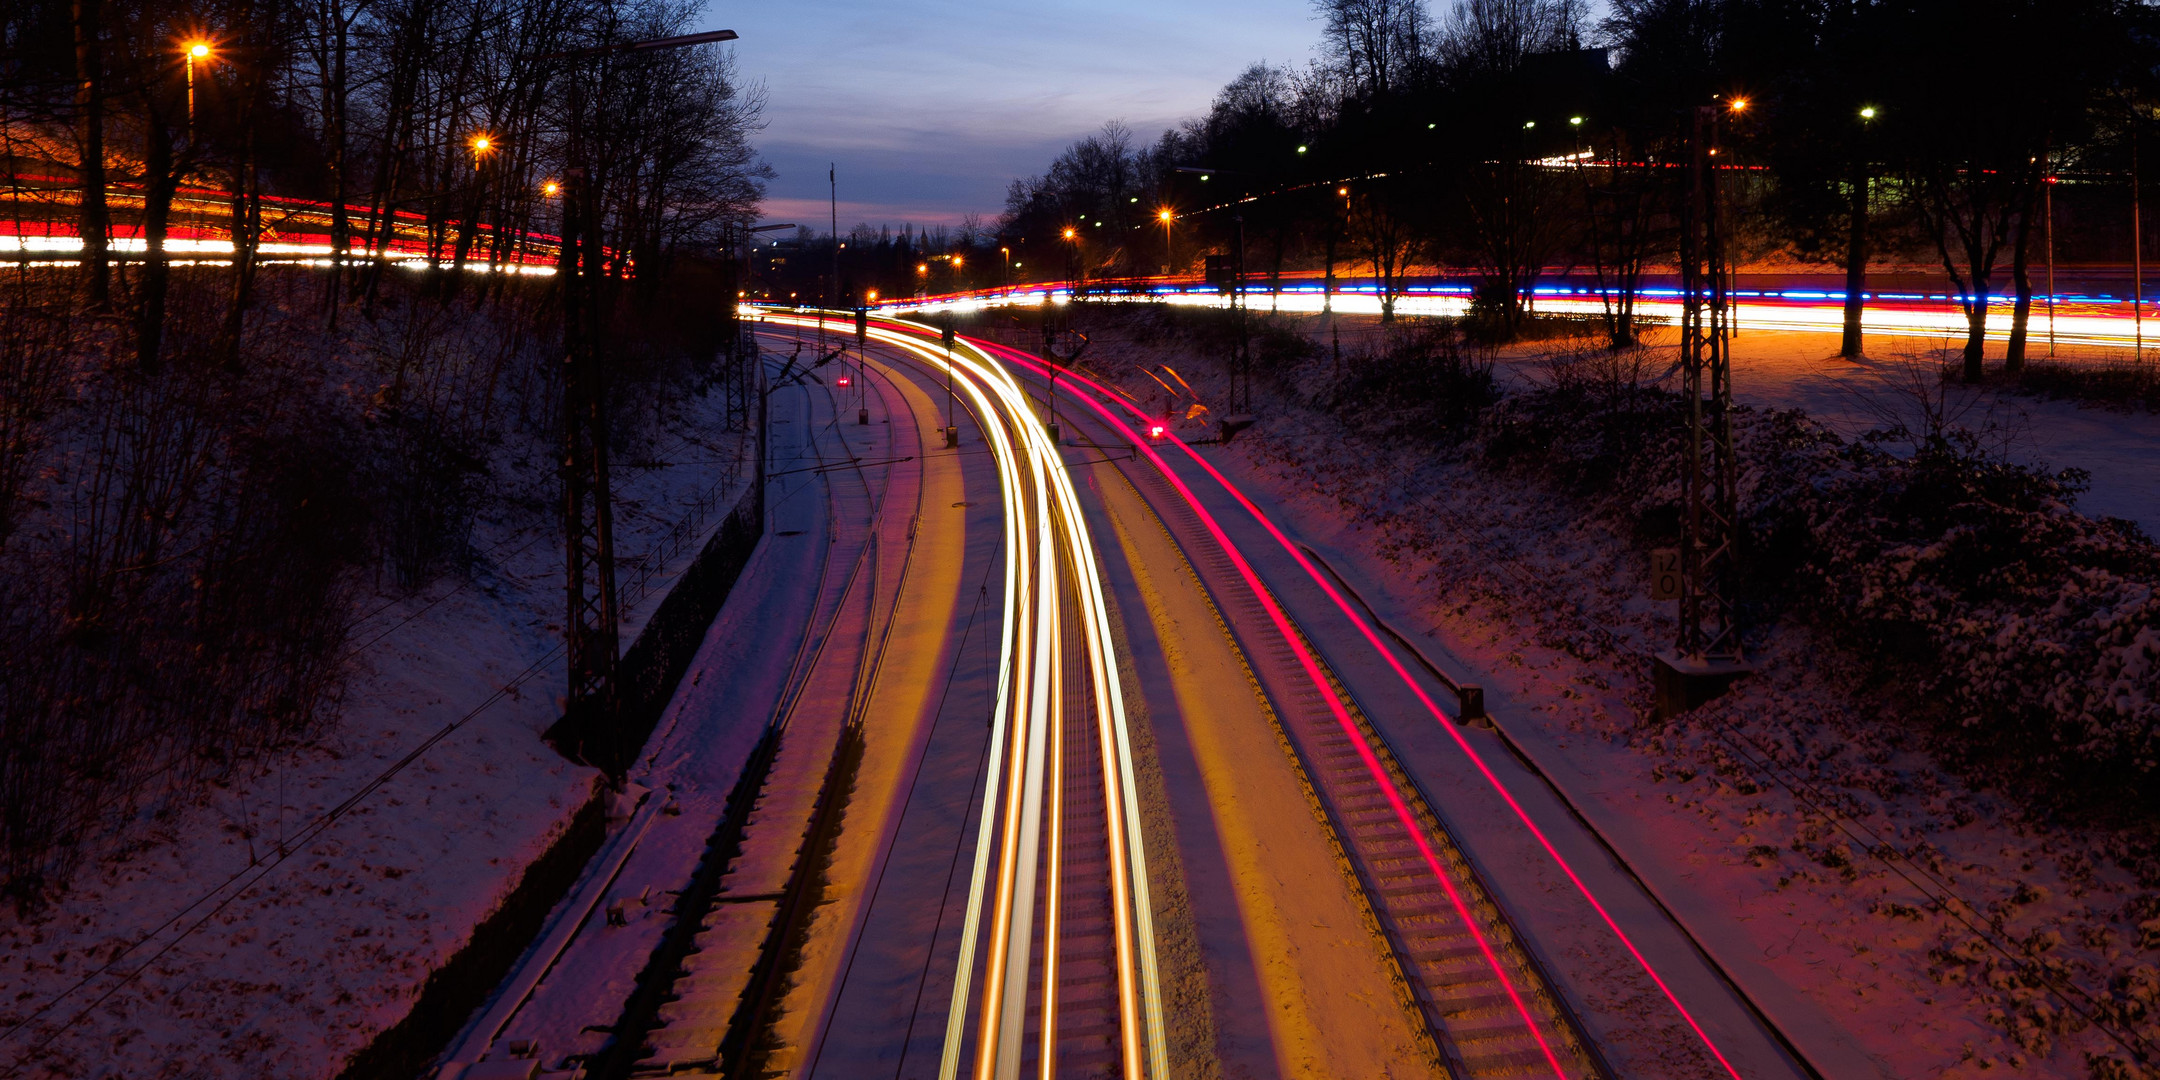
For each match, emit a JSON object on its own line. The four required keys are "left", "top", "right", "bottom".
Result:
{"left": 1859, "top": 106, "right": 1877, "bottom": 121}
{"left": 1158, "top": 208, "right": 1175, "bottom": 276}
{"left": 1062, "top": 227, "right": 1083, "bottom": 292}
{"left": 470, "top": 133, "right": 495, "bottom": 170}
{"left": 543, "top": 180, "right": 561, "bottom": 197}
{"left": 182, "top": 40, "right": 213, "bottom": 133}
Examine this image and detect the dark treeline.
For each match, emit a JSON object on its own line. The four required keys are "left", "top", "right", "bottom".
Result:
{"left": 2, "top": 0, "right": 768, "bottom": 368}
{"left": 976, "top": 0, "right": 2155, "bottom": 382}
{"left": 0, "top": 0, "right": 767, "bottom": 903}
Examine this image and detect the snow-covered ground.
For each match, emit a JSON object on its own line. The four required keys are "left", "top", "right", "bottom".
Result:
{"left": 0, "top": 365, "right": 752, "bottom": 1078}
{"left": 1056, "top": 311, "right": 2160, "bottom": 1080}
{"left": 1490, "top": 326, "right": 2160, "bottom": 534}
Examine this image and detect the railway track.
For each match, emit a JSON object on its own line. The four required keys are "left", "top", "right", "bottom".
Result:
{"left": 1095, "top": 418, "right": 1609, "bottom": 1080}
{"left": 785, "top": 319, "right": 1167, "bottom": 1080}
{"left": 600, "top": 343, "right": 920, "bottom": 1078}
{"left": 1014, "top": 511, "right": 1126, "bottom": 1079}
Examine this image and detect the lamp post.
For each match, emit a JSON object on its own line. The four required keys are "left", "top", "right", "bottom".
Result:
{"left": 1842, "top": 105, "right": 1877, "bottom": 359}
{"left": 2046, "top": 169, "right": 2057, "bottom": 356}
{"left": 183, "top": 41, "right": 211, "bottom": 134}
{"left": 1158, "top": 208, "right": 1174, "bottom": 277}
{"left": 1062, "top": 226, "right": 1080, "bottom": 295}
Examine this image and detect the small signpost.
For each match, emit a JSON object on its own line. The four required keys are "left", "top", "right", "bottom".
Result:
{"left": 1650, "top": 548, "right": 1682, "bottom": 602}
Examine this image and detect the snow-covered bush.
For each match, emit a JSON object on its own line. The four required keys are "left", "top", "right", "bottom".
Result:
{"left": 0, "top": 269, "right": 580, "bottom": 907}
{"left": 1309, "top": 319, "right": 1497, "bottom": 445}
{"left": 1454, "top": 377, "right": 2160, "bottom": 806}
{"left": 0, "top": 273, "right": 371, "bottom": 906}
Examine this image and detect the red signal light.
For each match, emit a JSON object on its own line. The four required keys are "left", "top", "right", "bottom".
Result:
{"left": 1148, "top": 424, "right": 1166, "bottom": 440}
{"left": 837, "top": 375, "right": 852, "bottom": 387}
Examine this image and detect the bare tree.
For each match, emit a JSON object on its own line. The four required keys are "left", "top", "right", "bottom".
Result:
{"left": 1313, "top": 0, "right": 1430, "bottom": 97}
{"left": 1437, "top": 0, "right": 1583, "bottom": 78}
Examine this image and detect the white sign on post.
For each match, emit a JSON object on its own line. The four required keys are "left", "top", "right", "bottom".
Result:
{"left": 1651, "top": 548, "right": 1682, "bottom": 602}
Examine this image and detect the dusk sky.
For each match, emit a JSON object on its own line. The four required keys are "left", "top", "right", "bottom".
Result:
{"left": 707, "top": 1, "right": 1322, "bottom": 232}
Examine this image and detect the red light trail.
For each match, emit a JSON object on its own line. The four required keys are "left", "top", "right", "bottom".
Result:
{"left": 977, "top": 334, "right": 1750, "bottom": 1080}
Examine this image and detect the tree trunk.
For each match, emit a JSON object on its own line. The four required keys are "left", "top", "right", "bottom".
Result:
{"left": 1840, "top": 157, "right": 1869, "bottom": 359}
{"left": 2007, "top": 205, "right": 2034, "bottom": 373}
{"left": 1962, "top": 278, "right": 1988, "bottom": 382}
{"left": 1323, "top": 217, "right": 1336, "bottom": 315}
{"left": 72, "top": 0, "right": 110, "bottom": 310}
{"left": 220, "top": 59, "right": 262, "bottom": 368}
{"left": 325, "top": 6, "right": 350, "bottom": 329}
{"left": 137, "top": 112, "right": 178, "bottom": 374}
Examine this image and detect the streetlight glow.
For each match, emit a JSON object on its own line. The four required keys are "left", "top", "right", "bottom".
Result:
{"left": 1297, "top": 145, "right": 1308, "bottom": 153}
{"left": 182, "top": 40, "right": 215, "bottom": 131}
{"left": 1860, "top": 106, "right": 1878, "bottom": 120}
{"left": 543, "top": 180, "right": 560, "bottom": 197}
{"left": 1062, "top": 227, "right": 1076, "bottom": 240}
{"left": 1157, "top": 209, "right": 1173, "bottom": 223}
{"left": 1729, "top": 97, "right": 1751, "bottom": 113}
{"left": 1569, "top": 116, "right": 1584, "bottom": 126}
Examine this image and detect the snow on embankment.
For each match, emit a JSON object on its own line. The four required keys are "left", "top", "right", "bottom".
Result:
{"left": 0, "top": 278, "right": 752, "bottom": 1079}
{"left": 1068, "top": 305, "right": 2160, "bottom": 1079}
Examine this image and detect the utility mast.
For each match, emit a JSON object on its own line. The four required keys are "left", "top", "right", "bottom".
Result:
{"left": 1656, "top": 102, "right": 1749, "bottom": 718}
{"left": 562, "top": 158, "right": 620, "bottom": 745}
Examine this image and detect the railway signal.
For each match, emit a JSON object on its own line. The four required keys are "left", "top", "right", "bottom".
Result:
{"left": 942, "top": 322, "right": 960, "bottom": 448}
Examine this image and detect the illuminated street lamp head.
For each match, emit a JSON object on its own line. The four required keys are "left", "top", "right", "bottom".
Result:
{"left": 1859, "top": 105, "right": 1878, "bottom": 120}
{"left": 1523, "top": 120, "right": 1536, "bottom": 129}
{"left": 1296, "top": 145, "right": 1308, "bottom": 153}
{"left": 1062, "top": 227, "right": 1076, "bottom": 240}
{"left": 951, "top": 255, "right": 962, "bottom": 268}
{"left": 1337, "top": 186, "right": 1349, "bottom": 197}
{"left": 542, "top": 180, "right": 561, "bottom": 197}
{"left": 187, "top": 41, "right": 211, "bottom": 59}
{"left": 1569, "top": 116, "right": 1584, "bottom": 126}
{"left": 867, "top": 289, "right": 878, "bottom": 301}
{"left": 471, "top": 134, "right": 492, "bottom": 153}
{"left": 917, "top": 263, "right": 928, "bottom": 274}
{"left": 1728, "top": 97, "right": 1750, "bottom": 113}
{"left": 1157, "top": 208, "right": 1173, "bottom": 223}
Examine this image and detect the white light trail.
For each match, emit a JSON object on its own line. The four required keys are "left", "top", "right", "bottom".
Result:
{"left": 755, "top": 311, "right": 1166, "bottom": 1079}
